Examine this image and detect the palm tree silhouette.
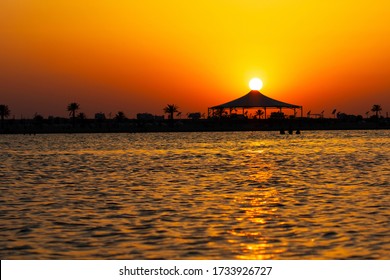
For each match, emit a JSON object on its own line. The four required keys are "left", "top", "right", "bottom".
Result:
{"left": 163, "top": 104, "right": 179, "bottom": 120}
{"left": 77, "top": 112, "right": 87, "bottom": 120}
{"left": 332, "top": 109, "right": 337, "bottom": 119}
{"left": 0, "top": 104, "right": 10, "bottom": 128}
{"left": 254, "top": 109, "right": 264, "bottom": 119}
{"left": 114, "top": 111, "right": 126, "bottom": 121}
{"left": 371, "top": 104, "right": 382, "bottom": 118}
{"left": 67, "top": 102, "right": 80, "bottom": 127}
{"left": 67, "top": 102, "right": 80, "bottom": 119}
{"left": 213, "top": 108, "right": 227, "bottom": 118}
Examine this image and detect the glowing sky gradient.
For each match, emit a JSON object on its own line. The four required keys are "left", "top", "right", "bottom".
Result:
{"left": 1, "top": 0, "right": 389, "bottom": 118}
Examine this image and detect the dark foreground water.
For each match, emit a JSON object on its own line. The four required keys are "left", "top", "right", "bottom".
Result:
{"left": 0, "top": 130, "right": 389, "bottom": 259}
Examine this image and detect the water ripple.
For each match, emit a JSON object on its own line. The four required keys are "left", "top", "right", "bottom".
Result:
{"left": 0, "top": 131, "right": 389, "bottom": 259}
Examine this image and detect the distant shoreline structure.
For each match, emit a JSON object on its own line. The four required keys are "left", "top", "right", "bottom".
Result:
{"left": 1, "top": 117, "right": 389, "bottom": 135}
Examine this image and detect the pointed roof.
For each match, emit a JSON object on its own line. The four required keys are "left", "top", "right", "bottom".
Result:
{"left": 211, "top": 90, "right": 301, "bottom": 109}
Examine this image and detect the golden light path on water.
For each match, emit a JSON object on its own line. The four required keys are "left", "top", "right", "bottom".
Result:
{"left": 0, "top": 131, "right": 389, "bottom": 259}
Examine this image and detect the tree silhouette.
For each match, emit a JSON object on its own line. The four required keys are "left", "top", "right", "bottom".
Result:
{"left": 254, "top": 109, "right": 264, "bottom": 119}
{"left": 163, "top": 104, "right": 179, "bottom": 120}
{"left": 77, "top": 112, "right": 87, "bottom": 120}
{"left": 67, "top": 102, "right": 80, "bottom": 119}
{"left": 114, "top": 111, "right": 126, "bottom": 121}
{"left": 371, "top": 104, "right": 382, "bottom": 118}
{"left": 0, "top": 104, "right": 10, "bottom": 128}
{"left": 33, "top": 113, "right": 44, "bottom": 122}
{"left": 213, "top": 108, "right": 227, "bottom": 118}
{"left": 33, "top": 113, "right": 44, "bottom": 128}
{"left": 67, "top": 102, "right": 80, "bottom": 127}
{"left": 332, "top": 109, "right": 337, "bottom": 119}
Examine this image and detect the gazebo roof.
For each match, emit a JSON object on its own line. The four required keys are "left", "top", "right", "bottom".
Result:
{"left": 210, "top": 90, "right": 301, "bottom": 109}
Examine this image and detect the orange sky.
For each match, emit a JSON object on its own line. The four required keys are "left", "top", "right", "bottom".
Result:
{"left": 1, "top": 0, "right": 389, "bottom": 118}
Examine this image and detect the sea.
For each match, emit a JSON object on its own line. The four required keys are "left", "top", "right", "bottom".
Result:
{"left": 0, "top": 130, "right": 389, "bottom": 259}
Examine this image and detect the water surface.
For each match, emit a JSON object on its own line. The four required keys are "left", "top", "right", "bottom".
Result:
{"left": 0, "top": 130, "right": 389, "bottom": 259}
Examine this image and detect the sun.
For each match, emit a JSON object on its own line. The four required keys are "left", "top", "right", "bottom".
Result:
{"left": 249, "top": 78, "right": 263, "bottom": 91}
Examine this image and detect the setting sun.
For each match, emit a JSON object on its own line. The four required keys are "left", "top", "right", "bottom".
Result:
{"left": 249, "top": 78, "right": 263, "bottom": 91}
{"left": 0, "top": 0, "right": 389, "bottom": 117}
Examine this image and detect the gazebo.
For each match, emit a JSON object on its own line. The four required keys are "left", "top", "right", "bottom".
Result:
{"left": 208, "top": 90, "right": 303, "bottom": 119}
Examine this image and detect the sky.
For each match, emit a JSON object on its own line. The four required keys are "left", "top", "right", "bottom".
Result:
{"left": 1, "top": 0, "right": 389, "bottom": 118}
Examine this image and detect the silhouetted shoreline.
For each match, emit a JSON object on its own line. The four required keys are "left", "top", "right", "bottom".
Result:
{"left": 1, "top": 117, "right": 389, "bottom": 134}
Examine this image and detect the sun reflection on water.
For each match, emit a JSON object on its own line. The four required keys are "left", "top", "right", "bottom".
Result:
{"left": 0, "top": 131, "right": 389, "bottom": 259}
{"left": 227, "top": 187, "right": 285, "bottom": 260}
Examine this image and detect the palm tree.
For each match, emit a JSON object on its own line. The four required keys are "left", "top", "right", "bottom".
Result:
{"left": 332, "top": 109, "right": 337, "bottom": 119}
{"left": 114, "top": 111, "right": 126, "bottom": 121}
{"left": 67, "top": 102, "right": 80, "bottom": 119}
{"left": 254, "top": 109, "right": 264, "bottom": 119}
{"left": 77, "top": 112, "right": 87, "bottom": 120}
{"left": 67, "top": 102, "right": 80, "bottom": 127}
{"left": 371, "top": 104, "right": 382, "bottom": 118}
{"left": 0, "top": 104, "right": 10, "bottom": 128}
{"left": 213, "top": 108, "right": 227, "bottom": 118}
{"left": 163, "top": 104, "right": 179, "bottom": 120}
